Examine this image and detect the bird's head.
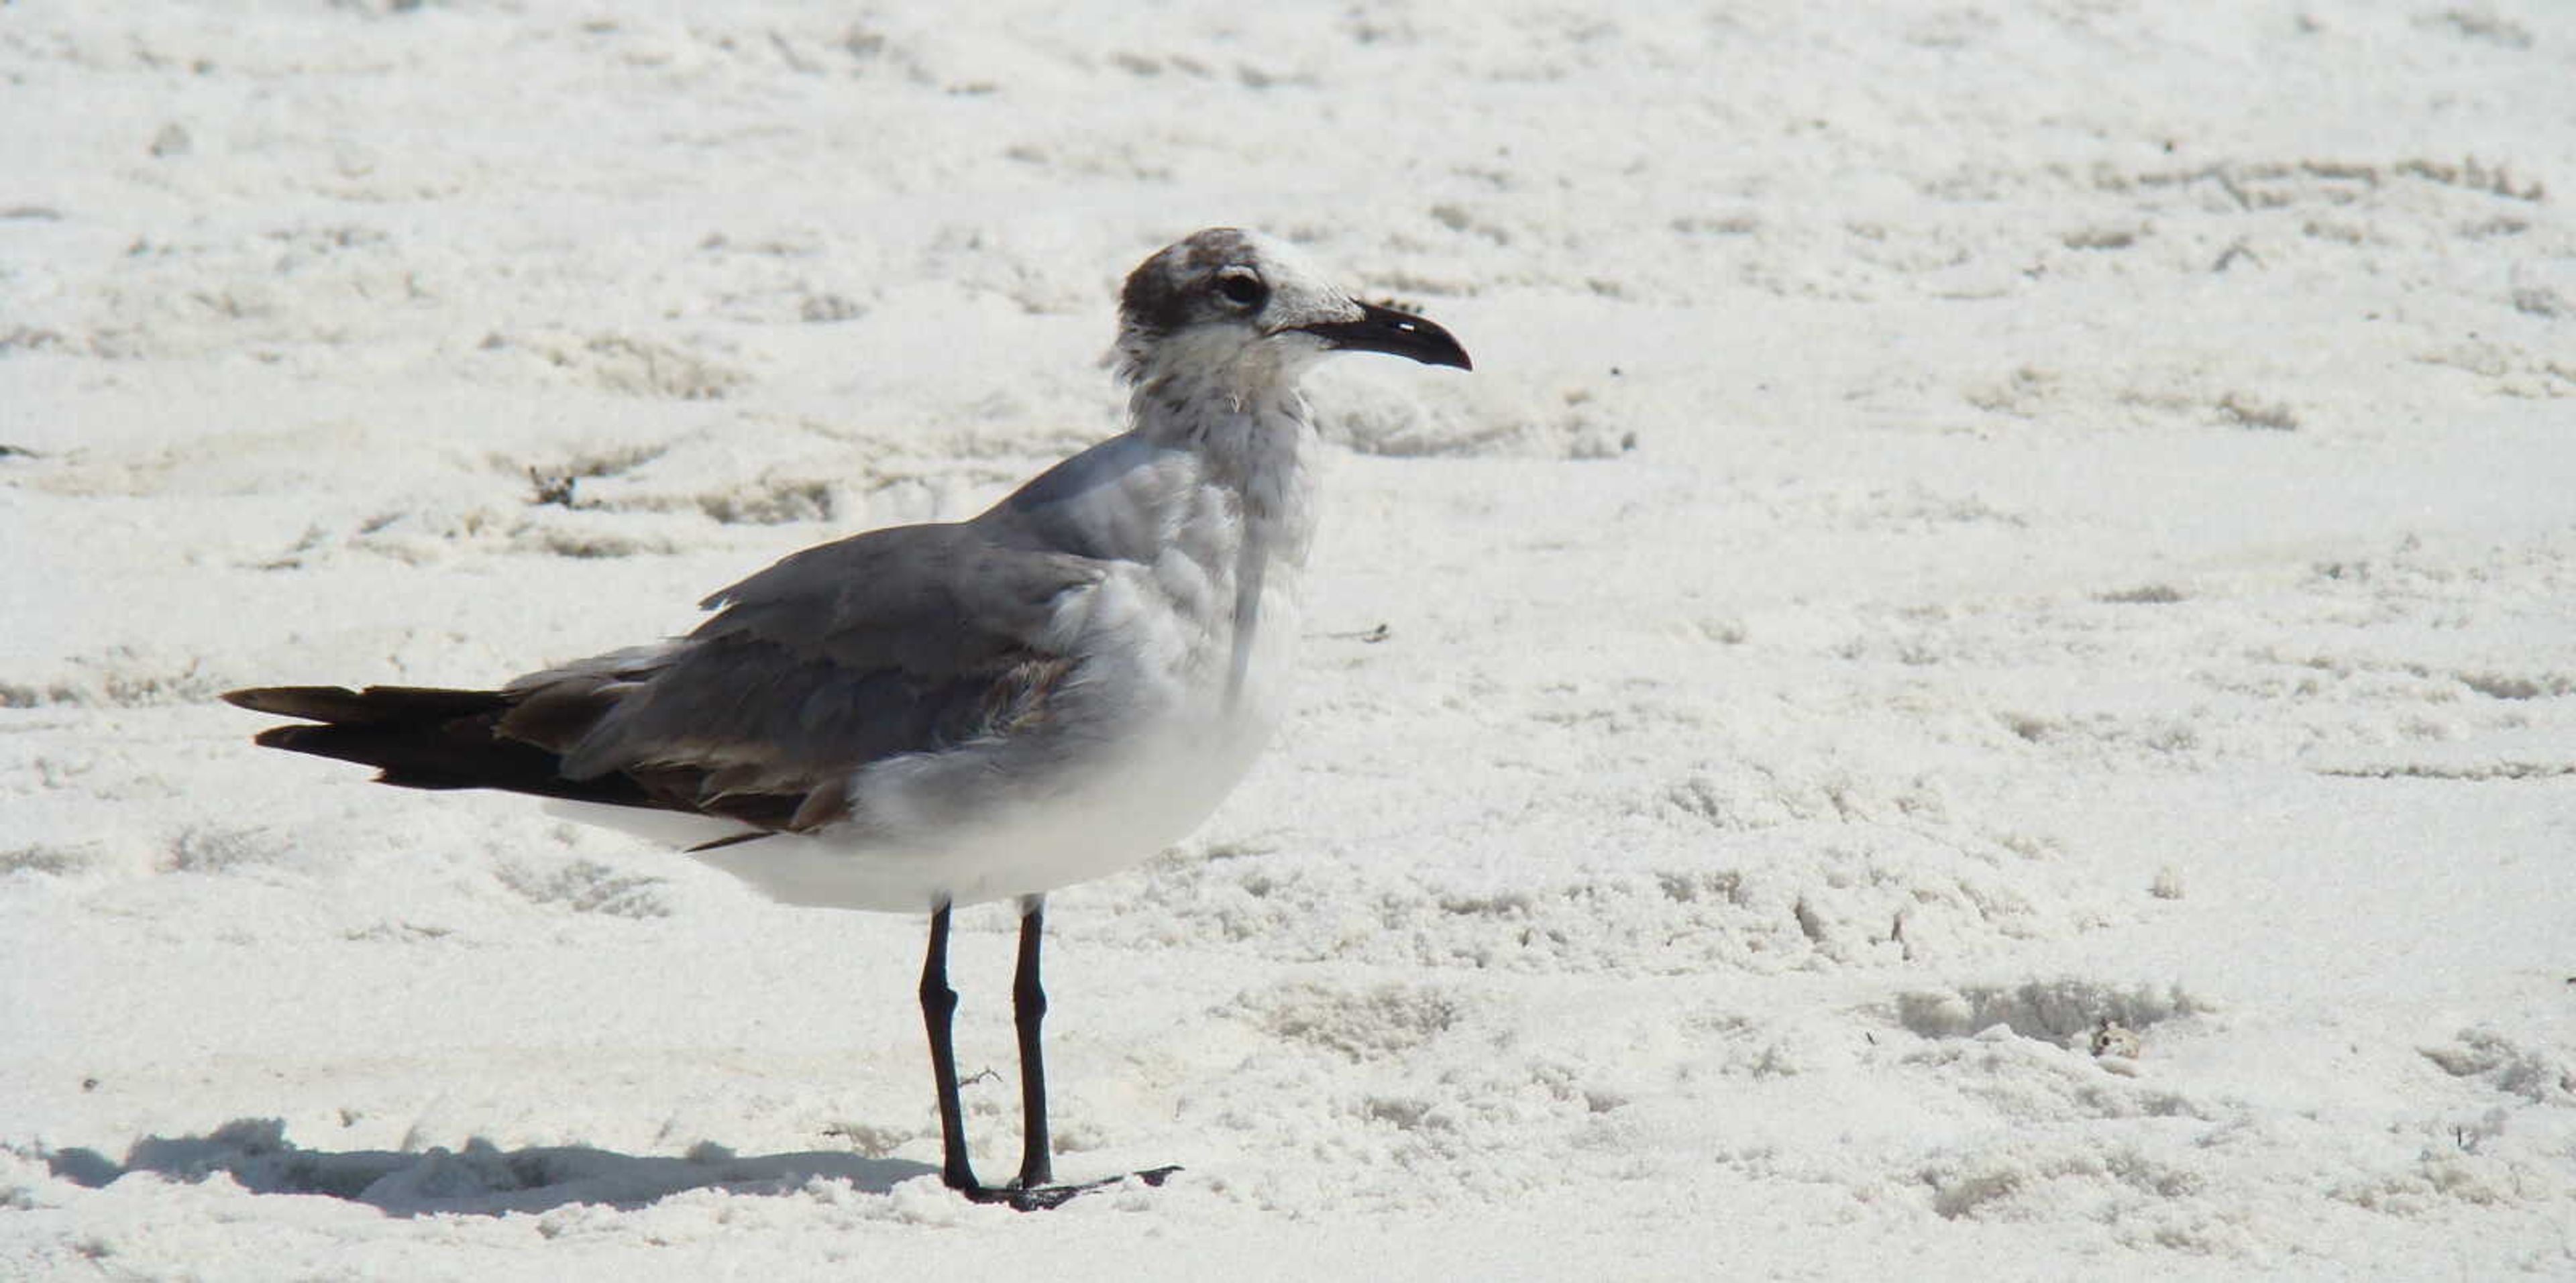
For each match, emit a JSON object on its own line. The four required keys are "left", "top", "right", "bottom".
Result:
{"left": 1112, "top": 228, "right": 1470, "bottom": 390}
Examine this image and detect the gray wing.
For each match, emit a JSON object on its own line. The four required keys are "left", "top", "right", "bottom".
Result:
{"left": 504, "top": 521, "right": 1104, "bottom": 832}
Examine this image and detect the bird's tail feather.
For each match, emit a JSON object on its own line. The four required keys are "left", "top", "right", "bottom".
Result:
{"left": 221, "top": 684, "right": 659, "bottom": 807}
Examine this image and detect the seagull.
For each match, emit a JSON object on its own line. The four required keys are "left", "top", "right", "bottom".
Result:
{"left": 222, "top": 228, "right": 1471, "bottom": 1210}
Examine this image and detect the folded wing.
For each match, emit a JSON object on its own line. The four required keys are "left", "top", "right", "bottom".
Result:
{"left": 225, "top": 523, "right": 1104, "bottom": 842}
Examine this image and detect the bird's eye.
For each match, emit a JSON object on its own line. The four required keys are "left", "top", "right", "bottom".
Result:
{"left": 1214, "top": 269, "right": 1267, "bottom": 310}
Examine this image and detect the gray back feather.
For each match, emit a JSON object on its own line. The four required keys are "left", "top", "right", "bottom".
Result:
{"left": 552, "top": 522, "right": 1100, "bottom": 792}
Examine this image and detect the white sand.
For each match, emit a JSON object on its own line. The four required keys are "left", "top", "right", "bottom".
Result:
{"left": 5, "top": 2, "right": 2573, "bottom": 1277}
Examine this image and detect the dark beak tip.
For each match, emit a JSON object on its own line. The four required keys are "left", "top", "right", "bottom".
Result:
{"left": 1420, "top": 329, "right": 1472, "bottom": 372}
{"left": 1302, "top": 300, "right": 1472, "bottom": 372}
{"left": 1408, "top": 337, "right": 1474, "bottom": 373}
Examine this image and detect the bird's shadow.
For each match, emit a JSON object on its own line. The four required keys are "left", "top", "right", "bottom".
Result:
{"left": 46, "top": 1117, "right": 935, "bottom": 1217}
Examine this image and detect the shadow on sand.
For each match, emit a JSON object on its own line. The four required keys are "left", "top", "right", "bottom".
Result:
{"left": 47, "top": 1117, "right": 936, "bottom": 1217}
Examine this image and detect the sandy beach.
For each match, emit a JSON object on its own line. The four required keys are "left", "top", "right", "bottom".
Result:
{"left": 5, "top": 2, "right": 2573, "bottom": 1277}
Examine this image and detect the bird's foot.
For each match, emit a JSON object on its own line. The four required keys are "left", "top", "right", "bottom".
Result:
{"left": 962, "top": 1165, "right": 1181, "bottom": 1212}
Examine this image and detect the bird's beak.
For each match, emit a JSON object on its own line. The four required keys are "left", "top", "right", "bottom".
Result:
{"left": 1295, "top": 301, "right": 1472, "bottom": 371}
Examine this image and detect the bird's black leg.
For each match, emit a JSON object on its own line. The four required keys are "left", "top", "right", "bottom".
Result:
{"left": 916, "top": 897, "right": 1178, "bottom": 1211}
{"left": 919, "top": 901, "right": 978, "bottom": 1194}
{"left": 1012, "top": 895, "right": 1053, "bottom": 1190}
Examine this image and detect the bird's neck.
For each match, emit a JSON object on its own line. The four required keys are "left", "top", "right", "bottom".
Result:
{"left": 1128, "top": 368, "right": 1321, "bottom": 569}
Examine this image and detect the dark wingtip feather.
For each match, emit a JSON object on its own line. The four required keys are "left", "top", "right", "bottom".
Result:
{"left": 225, "top": 685, "right": 510, "bottom": 726}
{"left": 225, "top": 675, "right": 818, "bottom": 838}
{"left": 251, "top": 724, "right": 321, "bottom": 751}
{"left": 224, "top": 685, "right": 354, "bottom": 717}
